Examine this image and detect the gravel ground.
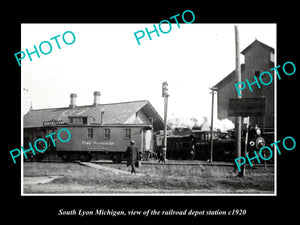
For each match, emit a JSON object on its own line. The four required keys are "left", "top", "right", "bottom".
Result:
{"left": 23, "top": 162, "right": 274, "bottom": 194}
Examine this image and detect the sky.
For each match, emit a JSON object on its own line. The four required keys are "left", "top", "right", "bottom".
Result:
{"left": 21, "top": 23, "right": 276, "bottom": 122}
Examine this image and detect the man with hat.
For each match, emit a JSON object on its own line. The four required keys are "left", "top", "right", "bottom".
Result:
{"left": 126, "top": 140, "right": 138, "bottom": 174}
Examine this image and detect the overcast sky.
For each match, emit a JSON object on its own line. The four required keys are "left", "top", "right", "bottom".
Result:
{"left": 21, "top": 23, "right": 276, "bottom": 121}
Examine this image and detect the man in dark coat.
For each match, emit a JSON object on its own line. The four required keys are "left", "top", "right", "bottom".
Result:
{"left": 126, "top": 140, "right": 138, "bottom": 174}
{"left": 158, "top": 146, "right": 166, "bottom": 163}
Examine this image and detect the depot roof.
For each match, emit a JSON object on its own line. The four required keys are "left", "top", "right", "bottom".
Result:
{"left": 24, "top": 100, "right": 164, "bottom": 130}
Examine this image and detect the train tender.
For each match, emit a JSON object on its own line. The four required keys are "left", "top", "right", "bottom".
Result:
{"left": 23, "top": 91, "right": 164, "bottom": 162}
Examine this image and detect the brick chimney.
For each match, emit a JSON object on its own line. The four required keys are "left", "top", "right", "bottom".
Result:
{"left": 93, "top": 91, "right": 101, "bottom": 106}
{"left": 69, "top": 93, "right": 77, "bottom": 109}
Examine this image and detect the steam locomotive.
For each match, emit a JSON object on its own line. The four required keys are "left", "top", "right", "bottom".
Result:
{"left": 164, "top": 125, "right": 270, "bottom": 163}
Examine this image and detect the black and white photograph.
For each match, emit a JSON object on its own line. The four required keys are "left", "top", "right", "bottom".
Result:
{"left": 21, "top": 23, "right": 276, "bottom": 195}
{"left": 4, "top": 5, "right": 298, "bottom": 224}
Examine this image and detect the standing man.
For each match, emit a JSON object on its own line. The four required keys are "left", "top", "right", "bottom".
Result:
{"left": 158, "top": 146, "right": 166, "bottom": 163}
{"left": 190, "top": 144, "right": 195, "bottom": 160}
{"left": 126, "top": 140, "right": 138, "bottom": 174}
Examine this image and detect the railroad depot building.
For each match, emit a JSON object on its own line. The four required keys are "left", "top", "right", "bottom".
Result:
{"left": 23, "top": 91, "right": 164, "bottom": 161}
{"left": 214, "top": 39, "right": 275, "bottom": 133}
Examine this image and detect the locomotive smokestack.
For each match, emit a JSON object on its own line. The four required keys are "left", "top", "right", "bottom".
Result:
{"left": 69, "top": 93, "right": 77, "bottom": 109}
{"left": 93, "top": 91, "right": 101, "bottom": 106}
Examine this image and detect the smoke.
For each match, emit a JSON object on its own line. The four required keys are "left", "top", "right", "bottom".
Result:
{"left": 214, "top": 118, "right": 235, "bottom": 132}
{"left": 168, "top": 117, "right": 234, "bottom": 132}
{"left": 168, "top": 117, "right": 205, "bottom": 130}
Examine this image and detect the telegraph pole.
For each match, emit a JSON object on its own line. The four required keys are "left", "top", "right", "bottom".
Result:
{"left": 235, "top": 25, "right": 243, "bottom": 177}
{"left": 209, "top": 87, "right": 217, "bottom": 163}
{"left": 162, "top": 82, "right": 169, "bottom": 161}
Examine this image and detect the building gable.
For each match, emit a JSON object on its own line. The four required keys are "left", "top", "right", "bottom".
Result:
{"left": 241, "top": 39, "right": 274, "bottom": 55}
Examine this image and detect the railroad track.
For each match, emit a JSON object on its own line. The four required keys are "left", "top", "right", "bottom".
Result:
{"left": 24, "top": 159, "right": 273, "bottom": 168}
{"left": 91, "top": 160, "right": 233, "bottom": 167}
{"left": 24, "top": 159, "right": 221, "bottom": 166}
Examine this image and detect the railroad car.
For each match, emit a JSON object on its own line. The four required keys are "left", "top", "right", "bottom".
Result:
{"left": 166, "top": 135, "right": 193, "bottom": 160}
{"left": 166, "top": 131, "right": 235, "bottom": 162}
{"left": 55, "top": 125, "right": 148, "bottom": 163}
{"left": 23, "top": 124, "right": 152, "bottom": 163}
{"left": 165, "top": 126, "right": 270, "bottom": 163}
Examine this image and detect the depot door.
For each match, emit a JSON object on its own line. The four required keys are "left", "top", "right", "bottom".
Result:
{"left": 144, "top": 130, "right": 152, "bottom": 151}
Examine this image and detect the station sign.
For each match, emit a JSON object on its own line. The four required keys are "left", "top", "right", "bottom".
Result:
{"left": 43, "top": 120, "right": 65, "bottom": 126}
{"left": 228, "top": 98, "right": 266, "bottom": 117}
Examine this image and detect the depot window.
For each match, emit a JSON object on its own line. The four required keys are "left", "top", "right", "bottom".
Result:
{"left": 69, "top": 117, "right": 87, "bottom": 125}
{"left": 87, "top": 128, "right": 93, "bottom": 139}
{"left": 124, "top": 129, "right": 131, "bottom": 139}
{"left": 104, "top": 128, "right": 110, "bottom": 140}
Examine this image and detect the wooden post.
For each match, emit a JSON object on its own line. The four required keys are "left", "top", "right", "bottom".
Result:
{"left": 235, "top": 25, "right": 243, "bottom": 177}
{"left": 163, "top": 95, "right": 168, "bottom": 150}
{"left": 162, "top": 82, "right": 169, "bottom": 161}
{"left": 209, "top": 87, "right": 217, "bottom": 163}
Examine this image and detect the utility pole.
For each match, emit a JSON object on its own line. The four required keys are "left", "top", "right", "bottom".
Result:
{"left": 235, "top": 25, "right": 243, "bottom": 177}
{"left": 209, "top": 87, "right": 217, "bottom": 163}
{"left": 162, "top": 82, "right": 169, "bottom": 161}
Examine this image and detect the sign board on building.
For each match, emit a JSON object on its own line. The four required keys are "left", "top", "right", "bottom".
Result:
{"left": 228, "top": 98, "right": 266, "bottom": 117}
{"left": 43, "top": 120, "right": 65, "bottom": 126}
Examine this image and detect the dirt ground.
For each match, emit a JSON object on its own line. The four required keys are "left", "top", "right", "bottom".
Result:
{"left": 23, "top": 161, "right": 274, "bottom": 194}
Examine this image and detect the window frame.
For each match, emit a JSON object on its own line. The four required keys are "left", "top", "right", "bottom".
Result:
{"left": 87, "top": 128, "right": 93, "bottom": 139}
{"left": 124, "top": 128, "right": 131, "bottom": 140}
{"left": 104, "top": 128, "right": 110, "bottom": 140}
{"left": 68, "top": 116, "right": 88, "bottom": 125}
